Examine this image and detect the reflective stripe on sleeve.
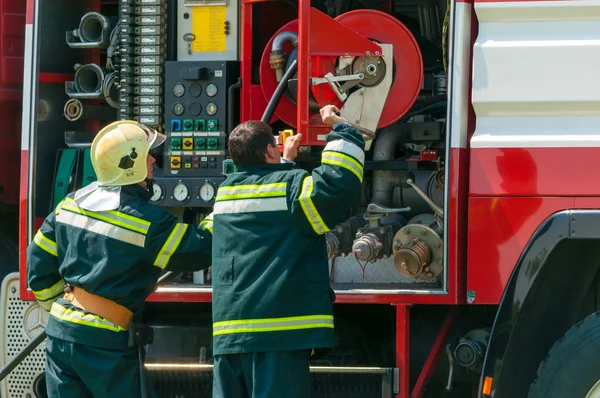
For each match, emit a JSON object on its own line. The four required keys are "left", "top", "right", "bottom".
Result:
{"left": 33, "top": 230, "right": 58, "bottom": 257}
{"left": 298, "top": 176, "right": 329, "bottom": 235}
{"left": 154, "top": 223, "right": 188, "bottom": 269}
{"left": 56, "top": 211, "right": 146, "bottom": 247}
{"left": 32, "top": 279, "right": 64, "bottom": 302}
{"left": 50, "top": 302, "right": 126, "bottom": 333}
{"left": 213, "top": 314, "right": 334, "bottom": 336}
{"left": 321, "top": 152, "right": 364, "bottom": 182}
{"left": 323, "top": 139, "right": 365, "bottom": 165}
{"left": 200, "top": 220, "right": 213, "bottom": 234}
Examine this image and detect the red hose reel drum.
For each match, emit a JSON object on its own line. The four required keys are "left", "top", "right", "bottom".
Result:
{"left": 259, "top": 9, "right": 423, "bottom": 129}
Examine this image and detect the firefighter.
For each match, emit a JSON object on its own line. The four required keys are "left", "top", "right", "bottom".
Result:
{"left": 208, "top": 105, "right": 365, "bottom": 397}
{"left": 26, "top": 121, "right": 213, "bottom": 398}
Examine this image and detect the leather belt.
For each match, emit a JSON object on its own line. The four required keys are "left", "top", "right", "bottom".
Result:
{"left": 63, "top": 286, "right": 133, "bottom": 330}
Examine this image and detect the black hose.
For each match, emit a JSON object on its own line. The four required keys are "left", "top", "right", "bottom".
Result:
{"left": 261, "top": 59, "right": 298, "bottom": 123}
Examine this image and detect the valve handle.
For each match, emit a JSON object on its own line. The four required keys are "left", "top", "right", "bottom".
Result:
{"left": 366, "top": 203, "right": 411, "bottom": 214}
{"left": 334, "top": 111, "right": 376, "bottom": 141}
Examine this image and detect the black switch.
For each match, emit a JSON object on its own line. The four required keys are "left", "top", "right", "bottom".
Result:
{"left": 210, "top": 156, "right": 217, "bottom": 162}
{"left": 180, "top": 67, "right": 209, "bottom": 80}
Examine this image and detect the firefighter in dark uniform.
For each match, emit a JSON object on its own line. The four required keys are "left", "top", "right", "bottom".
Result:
{"left": 26, "top": 121, "right": 213, "bottom": 398}
{"left": 207, "top": 105, "right": 366, "bottom": 397}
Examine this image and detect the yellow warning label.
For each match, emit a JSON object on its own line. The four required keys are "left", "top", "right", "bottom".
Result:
{"left": 191, "top": 6, "right": 227, "bottom": 53}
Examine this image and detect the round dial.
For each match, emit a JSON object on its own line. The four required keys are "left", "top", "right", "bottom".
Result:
{"left": 206, "top": 84, "right": 218, "bottom": 97}
{"left": 173, "top": 83, "right": 185, "bottom": 97}
{"left": 150, "top": 183, "right": 163, "bottom": 203}
{"left": 173, "top": 102, "right": 184, "bottom": 116}
{"left": 173, "top": 182, "right": 189, "bottom": 202}
{"left": 199, "top": 182, "right": 215, "bottom": 202}
{"left": 205, "top": 102, "right": 217, "bottom": 116}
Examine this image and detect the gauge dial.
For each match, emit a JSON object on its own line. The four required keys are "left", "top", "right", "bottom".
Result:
{"left": 206, "top": 84, "right": 218, "bottom": 97}
{"left": 173, "top": 182, "right": 189, "bottom": 202}
{"left": 173, "top": 102, "right": 184, "bottom": 116}
{"left": 199, "top": 182, "right": 215, "bottom": 202}
{"left": 173, "top": 84, "right": 185, "bottom": 97}
{"left": 150, "top": 183, "right": 163, "bottom": 203}
{"left": 205, "top": 102, "right": 217, "bottom": 116}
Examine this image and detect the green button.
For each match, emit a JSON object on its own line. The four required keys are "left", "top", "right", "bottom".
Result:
{"left": 194, "top": 119, "right": 206, "bottom": 131}
{"left": 195, "top": 137, "right": 206, "bottom": 150}
{"left": 170, "top": 137, "right": 181, "bottom": 150}
{"left": 207, "top": 137, "right": 218, "bottom": 150}
{"left": 207, "top": 119, "right": 219, "bottom": 131}
{"left": 183, "top": 119, "right": 194, "bottom": 131}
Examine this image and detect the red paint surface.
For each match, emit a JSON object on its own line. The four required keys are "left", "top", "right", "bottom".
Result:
{"left": 467, "top": 197, "right": 574, "bottom": 304}
{"left": 470, "top": 147, "right": 600, "bottom": 197}
{"left": 19, "top": 150, "right": 34, "bottom": 301}
{"left": 39, "top": 73, "right": 73, "bottom": 84}
{"left": 396, "top": 305, "right": 410, "bottom": 398}
{"left": 26, "top": 0, "right": 33, "bottom": 24}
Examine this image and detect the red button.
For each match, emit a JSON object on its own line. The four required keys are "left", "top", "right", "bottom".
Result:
{"left": 193, "top": 163, "right": 200, "bottom": 169}
{"left": 193, "top": 156, "right": 200, "bottom": 162}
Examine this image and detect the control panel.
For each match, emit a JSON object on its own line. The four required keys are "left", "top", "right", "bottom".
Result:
{"left": 151, "top": 61, "right": 238, "bottom": 207}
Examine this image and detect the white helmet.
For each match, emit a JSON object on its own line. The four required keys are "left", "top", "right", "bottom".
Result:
{"left": 90, "top": 120, "right": 166, "bottom": 187}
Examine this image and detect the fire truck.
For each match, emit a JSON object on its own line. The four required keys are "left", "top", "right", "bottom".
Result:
{"left": 2, "top": 0, "right": 600, "bottom": 396}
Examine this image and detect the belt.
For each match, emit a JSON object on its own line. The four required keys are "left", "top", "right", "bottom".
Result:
{"left": 63, "top": 286, "right": 133, "bottom": 330}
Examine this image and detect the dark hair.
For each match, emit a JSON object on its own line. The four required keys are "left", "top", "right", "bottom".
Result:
{"left": 228, "top": 120, "right": 276, "bottom": 167}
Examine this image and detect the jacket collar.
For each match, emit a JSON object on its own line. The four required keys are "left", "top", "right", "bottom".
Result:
{"left": 236, "top": 162, "right": 294, "bottom": 173}
{"left": 122, "top": 183, "right": 153, "bottom": 202}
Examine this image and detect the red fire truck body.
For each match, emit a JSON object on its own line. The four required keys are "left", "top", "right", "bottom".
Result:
{"left": 2, "top": 0, "right": 600, "bottom": 397}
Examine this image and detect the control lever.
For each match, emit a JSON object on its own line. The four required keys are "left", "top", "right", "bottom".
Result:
{"left": 405, "top": 178, "right": 443, "bottom": 218}
{"left": 334, "top": 111, "right": 376, "bottom": 141}
{"left": 366, "top": 203, "right": 411, "bottom": 214}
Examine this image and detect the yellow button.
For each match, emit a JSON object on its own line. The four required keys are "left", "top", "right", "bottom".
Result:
{"left": 184, "top": 163, "right": 192, "bottom": 169}
{"left": 183, "top": 137, "right": 194, "bottom": 150}
{"left": 170, "top": 156, "right": 181, "bottom": 169}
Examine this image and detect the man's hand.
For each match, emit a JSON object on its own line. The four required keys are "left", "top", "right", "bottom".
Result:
{"left": 283, "top": 133, "right": 302, "bottom": 161}
{"left": 320, "top": 105, "right": 347, "bottom": 126}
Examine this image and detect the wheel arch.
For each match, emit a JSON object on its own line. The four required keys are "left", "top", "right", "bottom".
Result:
{"left": 478, "top": 209, "right": 600, "bottom": 397}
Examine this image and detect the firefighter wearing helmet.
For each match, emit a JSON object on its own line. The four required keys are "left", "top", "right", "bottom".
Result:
{"left": 26, "top": 121, "right": 213, "bottom": 398}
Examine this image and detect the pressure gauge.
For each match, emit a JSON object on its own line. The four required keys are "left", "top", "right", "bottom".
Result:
{"left": 198, "top": 181, "right": 216, "bottom": 202}
{"left": 173, "top": 182, "right": 190, "bottom": 203}
{"left": 173, "top": 103, "right": 184, "bottom": 116}
{"left": 150, "top": 182, "right": 164, "bottom": 203}
{"left": 205, "top": 102, "right": 217, "bottom": 116}
{"left": 173, "top": 84, "right": 185, "bottom": 98}
{"left": 206, "top": 84, "right": 218, "bottom": 97}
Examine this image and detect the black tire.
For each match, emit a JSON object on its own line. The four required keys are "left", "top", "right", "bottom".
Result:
{"left": 528, "top": 311, "right": 600, "bottom": 398}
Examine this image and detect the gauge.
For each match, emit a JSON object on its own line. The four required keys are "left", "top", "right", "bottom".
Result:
{"left": 150, "top": 182, "right": 164, "bottom": 203}
{"left": 199, "top": 181, "right": 216, "bottom": 202}
{"left": 205, "top": 102, "right": 217, "bottom": 116}
{"left": 173, "top": 102, "right": 184, "bottom": 116}
{"left": 173, "top": 83, "right": 185, "bottom": 98}
{"left": 173, "top": 182, "right": 189, "bottom": 203}
{"left": 206, "top": 84, "right": 218, "bottom": 97}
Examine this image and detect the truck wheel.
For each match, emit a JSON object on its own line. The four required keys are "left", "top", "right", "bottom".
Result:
{"left": 528, "top": 311, "right": 600, "bottom": 398}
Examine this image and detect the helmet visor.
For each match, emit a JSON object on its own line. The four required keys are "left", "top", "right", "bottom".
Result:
{"left": 139, "top": 124, "right": 167, "bottom": 149}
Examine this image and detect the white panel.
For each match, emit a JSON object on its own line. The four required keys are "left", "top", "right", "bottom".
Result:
{"left": 472, "top": 0, "right": 600, "bottom": 148}
{"left": 449, "top": 2, "right": 472, "bottom": 149}
{"left": 20, "top": 24, "right": 34, "bottom": 152}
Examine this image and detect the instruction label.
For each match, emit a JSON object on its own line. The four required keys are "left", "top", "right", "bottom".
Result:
{"left": 191, "top": 6, "right": 227, "bottom": 53}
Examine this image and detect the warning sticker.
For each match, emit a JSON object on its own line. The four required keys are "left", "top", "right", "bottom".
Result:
{"left": 191, "top": 6, "right": 227, "bottom": 53}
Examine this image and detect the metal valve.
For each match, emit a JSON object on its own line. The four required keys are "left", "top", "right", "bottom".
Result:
{"left": 405, "top": 178, "right": 443, "bottom": 218}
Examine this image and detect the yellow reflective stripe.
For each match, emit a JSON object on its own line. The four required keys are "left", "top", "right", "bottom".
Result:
{"left": 200, "top": 220, "right": 213, "bottom": 234}
{"left": 63, "top": 198, "right": 150, "bottom": 234}
{"left": 154, "top": 223, "right": 188, "bottom": 269}
{"left": 50, "top": 302, "right": 126, "bottom": 332}
{"left": 213, "top": 315, "right": 334, "bottom": 336}
{"left": 32, "top": 280, "right": 64, "bottom": 301}
{"left": 55, "top": 199, "right": 65, "bottom": 215}
{"left": 298, "top": 176, "right": 329, "bottom": 235}
{"left": 57, "top": 210, "right": 146, "bottom": 247}
{"left": 216, "top": 182, "right": 287, "bottom": 202}
{"left": 322, "top": 152, "right": 364, "bottom": 182}
{"left": 323, "top": 138, "right": 365, "bottom": 164}
{"left": 33, "top": 230, "right": 58, "bottom": 257}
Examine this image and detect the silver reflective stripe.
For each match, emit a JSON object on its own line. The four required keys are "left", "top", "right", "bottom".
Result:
{"left": 63, "top": 198, "right": 150, "bottom": 234}
{"left": 213, "top": 197, "right": 288, "bottom": 214}
{"left": 216, "top": 183, "right": 287, "bottom": 201}
{"left": 154, "top": 223, "right": 188, "bottom": 269}
{"left": 33, "top": 230, "right": 58, "bottom": 257}
{"left": 33, "top": 280, "right": 64, "bottom": 301}
{"left": 56, "top": 210, "right": 146, "bottom": 247}
{"left": 323, "top": 139, "right": 365, "bottom": 164}
{"left": 213, "top": 315, "right": 334, "bottom": 336}
{"left": 50, "top": 302, "right": 126, "bottom": 332}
